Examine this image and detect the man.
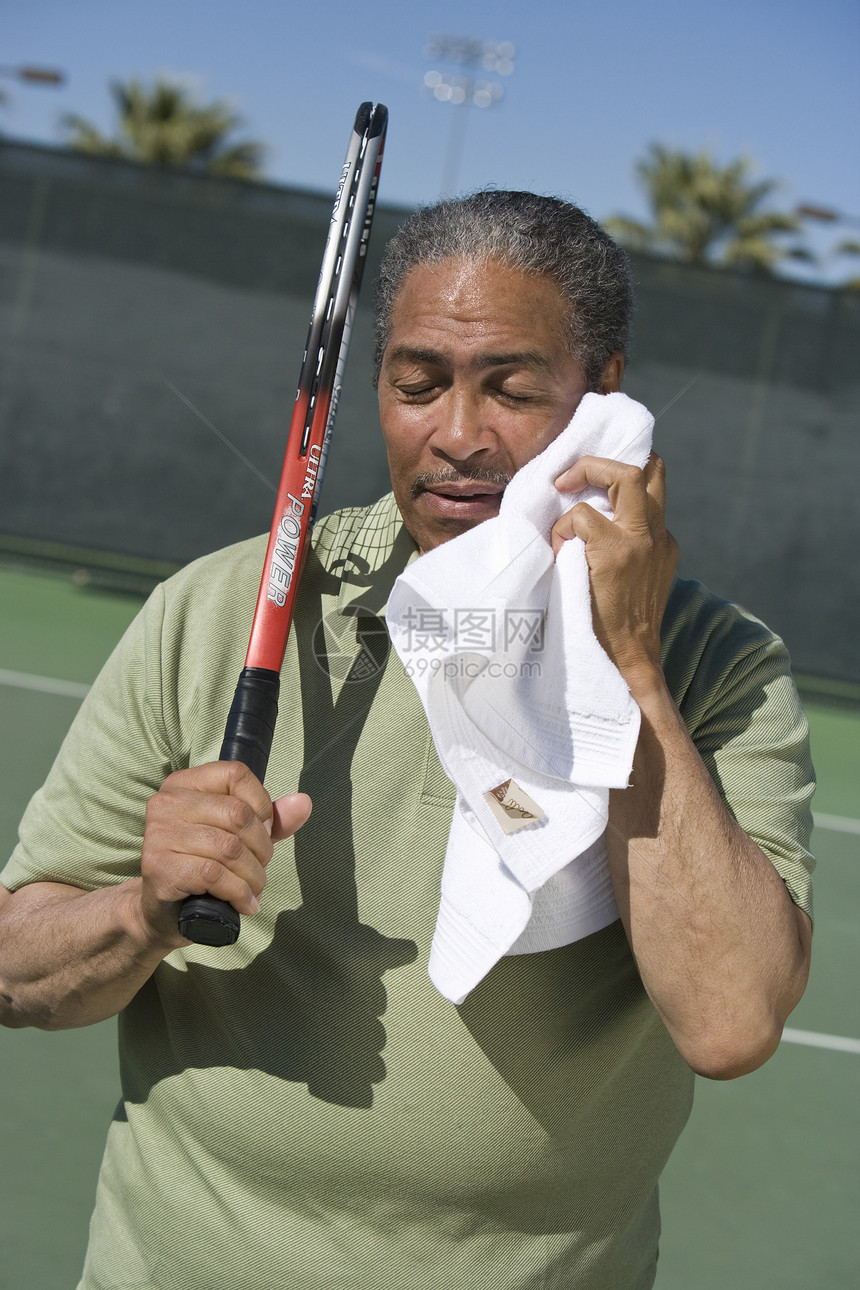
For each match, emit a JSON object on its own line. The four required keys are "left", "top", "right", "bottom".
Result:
{"left": 0, "top": 192, "right": 814, "bottom": 1289}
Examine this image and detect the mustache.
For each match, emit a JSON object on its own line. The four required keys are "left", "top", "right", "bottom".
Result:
{"left": 410, "top": 467, "right": 512, "bottom": 500}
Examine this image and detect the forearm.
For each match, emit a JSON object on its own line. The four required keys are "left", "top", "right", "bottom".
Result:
{"left": 1, "top": 769, "right": 311, "bottom": 1031}
{"left": 553, "top": 451, "right": 810, "bottom": 1075}
{"left": 0, "top": 880, "right": 179, "bottom": 1030}
{"left": 607, "top": 668, "right": 811, "bottom": 1079}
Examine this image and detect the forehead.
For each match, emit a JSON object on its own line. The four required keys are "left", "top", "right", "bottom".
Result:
{"left": 386, "top": 257, "right": 570, "bottom": 360}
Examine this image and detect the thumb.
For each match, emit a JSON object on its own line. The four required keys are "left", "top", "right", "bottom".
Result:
{"left": 270, "top": 792, "right": 313, "bottom": 842}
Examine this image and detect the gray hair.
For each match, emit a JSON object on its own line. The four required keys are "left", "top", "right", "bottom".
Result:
{"left": 373, "top": 190, "right": 633, "bottom": 390}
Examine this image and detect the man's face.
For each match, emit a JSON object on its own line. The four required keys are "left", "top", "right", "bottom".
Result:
{"left": 377, "top": 256, "right": 619, "bottom": 554}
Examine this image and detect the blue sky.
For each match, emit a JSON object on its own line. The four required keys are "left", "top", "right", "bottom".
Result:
{"left": 4, "top": 0, "right": 859, "bottom": 283}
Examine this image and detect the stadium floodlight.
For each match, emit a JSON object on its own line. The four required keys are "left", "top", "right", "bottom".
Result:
{"left": 0, "top": 65, "right": 65, "bottom": 85}
{"left": 423, "top": 34, "right": 515, "bottom": 195}
{"left": 796, "top": 203, "right": 860, "bottom": 231}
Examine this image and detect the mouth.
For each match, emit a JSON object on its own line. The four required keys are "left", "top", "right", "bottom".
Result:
{"left": 419, "top": 479, "right": 506, "bottom": 522}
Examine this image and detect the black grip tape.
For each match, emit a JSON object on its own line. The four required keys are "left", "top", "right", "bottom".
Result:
{"left": 178, "top": 896, "right": 240, "bottom": 946}
{"left": 218, "top": 667, "right": 281, "bottom": 782}
{"left": 178, "top": 668, "right": 281, "bottom": 947}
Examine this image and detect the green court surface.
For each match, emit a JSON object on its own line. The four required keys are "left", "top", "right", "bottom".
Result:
{"left": 1, "top": 563, "right": 857, "bottom": 1290}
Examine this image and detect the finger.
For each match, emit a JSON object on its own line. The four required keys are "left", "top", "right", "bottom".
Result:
{"left": 555, "top": 455, "right": 650, "bottom": 528}
{"left": 145, "top": 806, "right": 270, "bottom": 884}
{"left": 150, "top": 786, "right": 275, "bottom": 869}
{"left": 141, "top": 826, "right": 267, "bottom": 916}
{"left": 170, "top": 759, "right": 281, "bottom": 860}
{"left": 554, "top": 453, "right": 639, "bottom": 495}
{"left": 550, "top": 500, "right": 611, "bottom": 558}
{"left": 271, "top": 792, "right": 313, "bottom": 842}
{"left": 170, "top": 846, "right": 267, "bottom": 915}
{"left": 161, "top": 760, "right": 275, "bottom": 832}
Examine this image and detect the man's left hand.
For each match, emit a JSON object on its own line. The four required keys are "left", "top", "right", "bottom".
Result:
{"left": 552, "top": 451, "right": 679, "bottom": 696}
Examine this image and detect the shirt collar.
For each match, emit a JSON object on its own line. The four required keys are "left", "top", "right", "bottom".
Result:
{"left": 333, "top": 493, "right": 420, "bottom": 615}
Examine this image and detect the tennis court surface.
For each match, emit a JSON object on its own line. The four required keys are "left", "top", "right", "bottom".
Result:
{"left": 1, "top": 562, "right": 857, "bottom": 1290}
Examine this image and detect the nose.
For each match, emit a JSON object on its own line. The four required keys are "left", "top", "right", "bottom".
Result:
{"left": 429, "top": 387, "right": 496, "bottom": 462}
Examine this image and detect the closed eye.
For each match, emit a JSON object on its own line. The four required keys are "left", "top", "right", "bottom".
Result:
{"left": 490, "top": 379, "right": 550, "bottom": 405}
{"left": 495, "top": 388, "right": 533, "bottom": 404}
{"left": 395, "top": 382, "right": 442, "bottom": 402}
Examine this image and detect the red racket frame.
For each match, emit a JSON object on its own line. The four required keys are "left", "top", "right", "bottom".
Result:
{"left": 179, "top": 103, "right": 388, "bottom": 946}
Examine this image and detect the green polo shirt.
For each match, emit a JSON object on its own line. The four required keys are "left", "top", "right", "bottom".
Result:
{"left": 3, "top": 493, "right": 814, "bottom": 1290}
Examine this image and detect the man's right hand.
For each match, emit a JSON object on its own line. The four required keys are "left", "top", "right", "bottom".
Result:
{"left": 140, "top": 761, "right": 312, "bottom": 947}
{"left": 0, "top": 765, "right": 312, "bottom": 1030}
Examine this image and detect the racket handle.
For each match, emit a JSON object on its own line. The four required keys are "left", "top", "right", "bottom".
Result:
{"left": 178, "top": 668, "right": 281, "bottom": 946}
{"left": 178, "top": 894, "right": 240, "bottom": 946}
{"left": 218, "top": 666, "right": 281, "bottom": 780}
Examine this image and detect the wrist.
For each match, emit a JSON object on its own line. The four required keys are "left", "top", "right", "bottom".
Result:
{"left": 120, "top": 880, "right": 188, "bottom": 957}
{"left": 618, "top": 657, "right": 668, "bottom": 706}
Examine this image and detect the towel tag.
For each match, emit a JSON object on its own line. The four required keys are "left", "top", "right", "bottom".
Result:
{"left": 484, "top": 779, "right": 545, "bottom": 835}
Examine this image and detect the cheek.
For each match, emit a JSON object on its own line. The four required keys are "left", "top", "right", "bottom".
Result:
{"left": 380, "top": 408, "right": 427, "bottom": 469}
{"left": 381, "top": 430, "right": 411, "bottom": 473}
{"left": 507, "top": 413, "right": 574, "bottom": 472}
{"left": 380, "top": 436, "right": 418, "bottom": 502}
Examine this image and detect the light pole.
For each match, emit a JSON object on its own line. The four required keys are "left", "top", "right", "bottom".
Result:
{"left": 423, "top": 35, "right": 515, "bottom": 196}
{"left": 0, "top": 65, "right": 65, "bottom": 110}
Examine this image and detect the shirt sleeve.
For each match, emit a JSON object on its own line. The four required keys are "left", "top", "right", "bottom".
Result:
{"left": 1, "top": 582, "right": 178, "bottom": 893}
{"left": 661, "top": 579, "right": 815, "bottom": 920}
{"left": 0, "top": 518, "right": 363, "bottom": 896}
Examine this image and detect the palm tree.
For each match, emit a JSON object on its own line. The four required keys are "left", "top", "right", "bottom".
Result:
{"left": 62, "top": 78, "right": 265, "bottom": 179}
{"left": 604, "top": 145, "right": 809, "bottom": 274}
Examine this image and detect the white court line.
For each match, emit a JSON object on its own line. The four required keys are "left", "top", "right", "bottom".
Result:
{"left": 2, "top": 673, "right": 858, "bottom": 835}
{"left": 0, "top": 668, "right": 91, "bottom": 700}
{"left": 782, "top": 1028, "right": 860, "bottom": 1055}
{"left": 813, "top": 812, "right": 860, "bottom": 836}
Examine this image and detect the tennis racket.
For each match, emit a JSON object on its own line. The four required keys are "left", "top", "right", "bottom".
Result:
{"left": 178, "top": 102, "right": 388, "bottom": 946}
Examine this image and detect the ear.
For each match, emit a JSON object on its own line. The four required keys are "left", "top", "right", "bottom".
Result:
{"left": 599, "top": 352, "right": 624, "bottom": 393}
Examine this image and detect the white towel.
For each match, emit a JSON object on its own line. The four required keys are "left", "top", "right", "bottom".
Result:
{"left": 386, "top": 392, "right": 654, "bottom": 1004}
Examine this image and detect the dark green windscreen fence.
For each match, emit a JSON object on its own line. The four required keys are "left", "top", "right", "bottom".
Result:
{"left": 1, "top": 141, "right": 858, "bottom": 684}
